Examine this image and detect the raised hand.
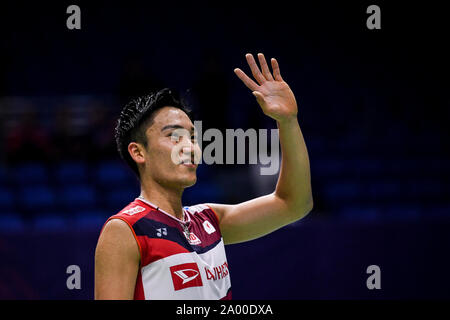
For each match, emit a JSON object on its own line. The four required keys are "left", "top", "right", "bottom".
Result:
{"left": 234, "top": 53, "right": 298, "bottom": 123}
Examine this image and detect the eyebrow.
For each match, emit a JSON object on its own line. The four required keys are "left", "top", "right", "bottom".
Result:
{"left": 161, "top": 124, "right": 195, "bottom": 133}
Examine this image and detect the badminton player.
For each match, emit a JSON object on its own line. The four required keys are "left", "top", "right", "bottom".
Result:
{"left": 94, "top": 53, "right": 313, "bottom": 299}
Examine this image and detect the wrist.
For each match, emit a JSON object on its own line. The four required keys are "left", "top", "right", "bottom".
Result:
{"left": 276, "top": 114, "right": 298, "bottom": 127}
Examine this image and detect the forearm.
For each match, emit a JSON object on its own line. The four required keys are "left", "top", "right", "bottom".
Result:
{"left": 232, "top": 52, "right": 312, "bottom": 214}
{"left": 274, "top": 116, "right": 313, "bottom": 213}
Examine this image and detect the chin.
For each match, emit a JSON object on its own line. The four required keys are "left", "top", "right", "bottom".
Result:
{"left": 167, "top": 173, "right": 197, "bottom": 189}
{"left": 176, "top": 166, "right": 197, "bottom": 188}
{"left": 181, "top": 176, "right": 197, "bottom": 188}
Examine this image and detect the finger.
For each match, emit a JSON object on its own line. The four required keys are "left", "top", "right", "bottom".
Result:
{"left": 234, "top": 68, "right": 259, "bottom": 91}
{"left": 245, "top": 53, "right": 266, "bottom": 85}
{"left": 271, "top": 58, "right": 283, "bottom": 81}
{"left": 257, "top": 53, "right": 274, "bottom": 81}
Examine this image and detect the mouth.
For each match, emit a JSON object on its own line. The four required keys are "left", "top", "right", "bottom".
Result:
{"left": 180, "top": 159, "right": 198, "bottom": 168}
{"left": 182, "top": 163, "right": 198, "bottom": 168}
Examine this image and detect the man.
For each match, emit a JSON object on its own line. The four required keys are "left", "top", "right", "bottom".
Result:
{"left": 94, "top": 53, "right": 313, "bottom": 299}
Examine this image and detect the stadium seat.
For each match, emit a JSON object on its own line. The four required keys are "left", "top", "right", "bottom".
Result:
{"left": 323, "top": 180, "right": 362, "bottom": 206}
{"left": 0, "top": 213, "right": 26, "bottom": 232}
{"left": 32, "top": 214, "right": 68, "bottom": 231}
{"left": 0, "top": 187, "right": 14, "bottom": 210}
{"left": 380, "top": 203, "right": 421, "bottom": 220}
{"left": 339, "top": 205, "right": 381, "bottom": 222}
{"left": 95, "top": 161, "right": 132, "bottom": 186}
{"left": 13, "top": 163, "right": 48, "bottom": 185}
{"left": 59, "top": 184, "right": 96, "bottom": 210}
{"left": 104, "top": 187, "right": 139, "bottom": 211}
{"left": 21, "top": 185, "right": 56, "bottom": 211}
{"left": 54, "top": 161, "right": 88, "bottom": 183}
{"left": 73, "top": 210, "right": 109, "bottom": 230}
{"left": 311, "top": 157, "right": 347, "bottom": 179}
{"left": 368, "top": 180, "right": 401, "bottom": 200}
{"left": 350, "top": 158, "right": 382, "bottom": 177}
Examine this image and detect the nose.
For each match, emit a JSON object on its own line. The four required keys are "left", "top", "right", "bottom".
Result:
{"left": 179, "top": 137, "right": 201, "bottom": 164}
{"left": 181, "top": 145, "right": 193, "bottom": 156}
{"left": 180, "top": 136, "right": 194, "bottom": 153}
{"left": 178, "top": 137, "right": 193, "bottom": 160}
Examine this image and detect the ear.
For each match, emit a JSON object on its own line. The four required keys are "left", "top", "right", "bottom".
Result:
{"left": 128, "top": 142, "right": 146, "bottom": 165}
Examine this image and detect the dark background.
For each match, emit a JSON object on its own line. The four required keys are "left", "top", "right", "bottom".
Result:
{"left": 0, "top": 1, "right": 449, "bottom": 299}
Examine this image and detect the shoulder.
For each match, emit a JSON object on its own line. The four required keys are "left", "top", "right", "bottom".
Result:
{"left": 107, "top": 199, "right": 152, "bottom": 226}
{"left": 97, "top": 199, "right": 151, "bottom": 254}
{"left": 100, "top": 219, "right": 134, "bottom": 243}
{"left": 96, "top": 218, "right": 140, "bottom": 263}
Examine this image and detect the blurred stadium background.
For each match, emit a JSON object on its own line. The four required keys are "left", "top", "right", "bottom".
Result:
{"left": 0, "top": 1, "right": 449, "bottom": 299}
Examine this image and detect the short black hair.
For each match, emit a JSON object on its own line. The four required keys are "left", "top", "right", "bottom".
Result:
{"left": 114, "top": 88, "right": 192, "bottom": 179}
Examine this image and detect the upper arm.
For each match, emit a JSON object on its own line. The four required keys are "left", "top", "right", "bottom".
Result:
{"left": 94, "top": 218, "right": 140, "bottom": 300}
{"left": 206, "top": 192, "right": 312, "bottom": 245}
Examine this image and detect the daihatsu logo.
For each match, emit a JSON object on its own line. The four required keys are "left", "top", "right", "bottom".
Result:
{"left": 174, "top": 269, "right": 200, "bottom": 284}
{"left": 170, "top": 262, "right": 203, "bottom": 291}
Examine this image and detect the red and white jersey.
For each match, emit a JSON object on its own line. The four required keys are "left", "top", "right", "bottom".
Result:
{"left": 101, "top": 197, "right": 232, "bottom": 300}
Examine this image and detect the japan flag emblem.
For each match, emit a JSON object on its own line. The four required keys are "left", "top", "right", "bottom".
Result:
{"left": 203, "top": 220, "right": 216, "bottom": 234}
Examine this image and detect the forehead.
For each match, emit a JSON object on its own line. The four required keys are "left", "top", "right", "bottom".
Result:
{"left": 146, "top": 106, "right": 193, "bottom": 132}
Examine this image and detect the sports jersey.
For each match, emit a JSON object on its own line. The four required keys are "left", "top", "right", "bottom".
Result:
{"left": 101, "top": 197, "right": 232, "bottom": 300}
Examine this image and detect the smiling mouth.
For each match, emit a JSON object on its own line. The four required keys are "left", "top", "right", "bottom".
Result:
{"left": 180, "top": 159, "right": 198, "bottom": 167}
{"left": 182, "top": 163, "right": 197, "bottom": 168}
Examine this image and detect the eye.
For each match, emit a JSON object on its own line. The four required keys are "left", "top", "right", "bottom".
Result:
{"left": 170, "top": 132, "right": 180, "bottom": 140}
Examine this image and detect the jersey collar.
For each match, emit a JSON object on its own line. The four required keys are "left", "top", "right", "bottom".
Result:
{"left": 135, "top": 197, "right": 191, "bottom": 225}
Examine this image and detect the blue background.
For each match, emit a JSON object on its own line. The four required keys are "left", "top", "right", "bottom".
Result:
{"left": 0, "top": 1, "right": 449, "bottom": 299}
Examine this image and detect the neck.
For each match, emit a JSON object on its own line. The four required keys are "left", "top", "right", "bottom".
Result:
{"left": 139, "top": 177, "right": 184, "bottom": 220}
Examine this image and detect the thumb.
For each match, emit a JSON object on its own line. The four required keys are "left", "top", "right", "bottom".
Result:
{"left": 252, "top": 91, "right": 265, "bottom": 104}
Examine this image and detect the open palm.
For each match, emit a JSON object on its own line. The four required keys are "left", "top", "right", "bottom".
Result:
{"left": 234, "top": 53, "right": 298, "bottom": 123}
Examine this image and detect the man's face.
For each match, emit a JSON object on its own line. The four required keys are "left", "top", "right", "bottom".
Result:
{"left": 141, "top": 106, "right": 201, "bottom": 189}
